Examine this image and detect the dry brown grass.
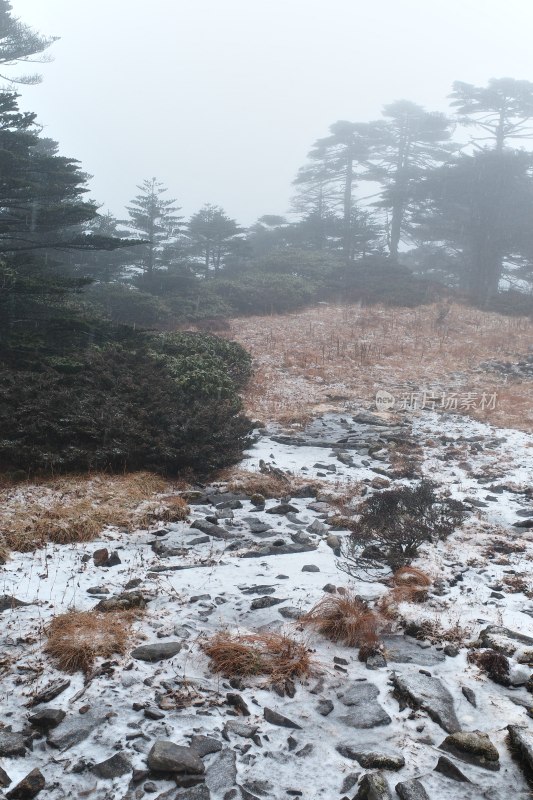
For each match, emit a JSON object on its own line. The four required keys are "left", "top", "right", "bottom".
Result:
{"left": 229, "top": 302, "right": 533, "bottom": 431}
{"left": 301, "top": 592, "right": 382, "bottom": 649}
{"left": 201, "top": 631, "right": 315, "bottom": 684}
{"left": 219, "top": 467, "right": 319, "bottom": 500}
{"left": 0, "top": 472, "right": 189, "bottom": 554}
{"left": 377, "top": 567, "right": 433, "bottom": 617}
{"left": 45, "top": 610, "right": 134, "bottom": 675}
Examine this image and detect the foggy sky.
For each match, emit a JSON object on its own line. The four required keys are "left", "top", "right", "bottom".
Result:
{"left": 12, "top": 0, "right": 533, "bottom": 225}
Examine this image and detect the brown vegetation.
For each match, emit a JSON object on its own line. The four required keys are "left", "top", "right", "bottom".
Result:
{"left": 0, "top": 472, "right": 189, "bottom": 554}
{"left": 230, "top": 302, "right": 533, "bottom": 431}
{"left": 301, "top": 592, "right": 382, "bottom": 649}
{"left": 201, "top": 631, "right": 315, "bottom": 684}
{"left": 45, "top": 610, "right": 134, "bottom": 675}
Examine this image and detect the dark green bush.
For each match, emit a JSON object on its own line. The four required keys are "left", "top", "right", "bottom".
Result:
{"left": 486, "top": 290, "right": 533, "bottom": 317}
{"left": 0, "top": 334, "right": 253, "bottom": 476}
{"left": 83, "top": 283, "right": 173, "bottom": 327}
{"left": 211, "top": 273, "right": 320, "bottom": 314}
{"left": 332, "top": 257, "right": 443, "bottom": 307}
{"left": 339, "top": 481, "right": 467, "bottom": 581}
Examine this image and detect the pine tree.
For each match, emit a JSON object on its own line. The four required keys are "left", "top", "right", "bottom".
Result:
{"left": 125, "top": 178, "right": 183, "bottom": 276}
{"left": 187, "top": 204, "right": 243, "bottom": 275}
{"left": 0, "top": 0, "right": 58, "bottom": 84}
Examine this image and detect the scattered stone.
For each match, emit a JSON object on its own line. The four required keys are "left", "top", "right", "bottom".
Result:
{"left": 263, "top": 707, "right": 301, "bottom": 729}
{"left": 92, "top": 752, "right": 131, "bottom": 779}
{"left": 191, "top": 520, "right": 236, "bottom": 540}
{"left": 479, "top": 625, "right": 533, "bottom": 656}
{"left": 250, "top": 494, "right": 265, "bottom": 507}
{"left": 326, "top": 534, "right": 341, "bottom": 550}
{"left": 86, "top": 586, "right": 109, "bottom": 595}
{"left": 157, "top": 785, "right": 210, "bottom": 800}
{"left": 443, "top": 644, "right": 459, "bottom": 657}
{"left": 147, "top": 741, "right": 205, "bottom": 777}
{"left": 440, "top": 731, "right": 499, "bottom": 770}
{"left": 336, "top": 745, "right": 404, "bottom": 770}
{"left": 28, "top": 679, "right": 70, "bottom": 707}
{"left": 239, "top": 585, "right": 276, "bottom": 595}
{"left": 95, "top": 590, "right": 148, "bottom": 612}
{"left": 241, "top": 542, "right": 317, "bottom": 557}
{"left": 354, "top": 772, "right": 393, "bottom": 799}
{"left": 507, "top": 724, "right": 533, "bottom": 774}
{"left": 461, "top": 686, "right": 476, "bottom": 707}
{"left": 205, "top": 749, "right": 237, "bottom": 795}
{"left": 223, "top": 721, "right": 258, "bottom": 739}
{"left": 266, "top": 503, "right": 299, "bottom": 515}
{"left": 144, "top": 707, "right": 166, "bottom": 720}
{"left": 250, "top": 596, "right": 285, "bottom": 610}
{"left": 226, "top": 693, "right": 250, "bottom": 716}
{"left": 93, "top": 547, "right": 109, "bottom": 566}
{"left": 340, "top": 774, "right": 360, "bottom": 794}
{"left": 278, "top": 606, "right": 303, "bottom": 620}
{"left": 381, "top": 635, "right": 445, "bottom": 666}
{"left": 0, "top": 766, "right": 11, "bottom": 788}
{"left": 316, "top": 699, "right": 334, "bottom": 716}
{"left": 6, "top": 769, "right": 45, "bottom": 799}
{"left": 47, "top": 711, "right": 107, "bottom": 750}
{"left": 395, "top": 779, "right": 430, "bottom": 800}
{"left": 28, "top": 708, "right": 66, "bottom": 729}
{"left": 301, "top": 564, "right": 320, "bottom": 573}
{"left": 392, "top": 672, "right": 460, "bottom": 733}
{"left": 0, "top": 731, "right": 26, "bottom": 758}
{"left": 190, "top": 736, "right": 223, "bottom": 757}
{"left": 366, "top": 653, "right": 387, "bottom": 670}
{"left": 338, "top": 682, "right": 391, "bottom": 729}
{"left": 322, "top": 583, "right": 337, "bottom": 594}
{"left": 307, "top": 519, "right": 328, "bottom": 535}
{"left": 434, "top": 755, "right": 470, "bottom": 782}
{"left": 131, "top": 642, "right": 182, "bottom": 661}
{"left": 0, "top": 596, "right": 31, "bottom": 613}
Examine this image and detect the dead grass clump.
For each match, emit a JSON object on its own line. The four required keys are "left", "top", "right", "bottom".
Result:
{"left": 503, "top": 575, "right": 531, "bottom": 595}
{"left": 45, "top": 610, "right": 133, "bottom": 675}
{"left": 0, "top": 472, "right": 189, "bottom": 553}
{"left": 301, "top": 592, "right": 381, "bottom": 649}
{"left": 221, "top": 467, "right": 319, "bottom": 500}
{"left": 393, "top": 566, "right": 432, "bottom": 587}
{"left": 468, "top": 648, "right": 511, "bottom": 686}
{"left": 202, "top": 632, "right": 314, "bottom": 684}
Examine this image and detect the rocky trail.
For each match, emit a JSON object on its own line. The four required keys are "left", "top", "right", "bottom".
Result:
{"left": 1, "top": 407, "right": 533, "bottom": 800}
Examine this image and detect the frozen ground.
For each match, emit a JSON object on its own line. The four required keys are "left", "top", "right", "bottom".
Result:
{"left": 1, "top": 408, "right": 533, "bottom": 799}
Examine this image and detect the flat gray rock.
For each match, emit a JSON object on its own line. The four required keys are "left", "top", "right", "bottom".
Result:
{"left": 47, "top": 711, "right": 107, "bottom": 750}
{"left": 338, "top": 681, "right": 391, "bottom": 729}
{"left": 264, "top": 707, "right": 302, "bottom": 729}
{"left": 92, "top": 752, "right": 131, "bottom": 779}
{"left": 147, "top": 741, "right": 205, "bottom": 775}
{"left": 0, "top": 731, "right": 26, "bottom": 757}
{"left": 191, "top": 520, "right": 235, "bottom": 540}
{"left": 508, "top": 725, "right": 533, "bottom": 775}
{"left": 393, "top": 672, "right": 460, "bottom": 733}
{"left": 336, "top": 745, "right": 404, "bottom": 769}
{"left": 395, "top": 779, "right": 430, "bottom": 800}
{"left": 354, "top": 771, "right": 393, "bottom": 799}
{"left": 0, "top": 595, "right": 31, "bottom": 613}
{"left": 131, "top": 642, "right": 182, "bottom": 661}
{"left": 381, "top": 635, "right": 445, "bottom": 666}
{"left": 205, "top": 748, "right": 237, "bottom": 795}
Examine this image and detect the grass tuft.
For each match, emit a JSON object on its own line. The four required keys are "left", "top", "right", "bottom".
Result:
{"left": 45, "top": 610, "right": 134, "bottom": 675}
{"left": 301, "top": 592, "right": 381, "bottom": 649}
{"left": 201, "top": 631, "right": 315, "bottom": 684}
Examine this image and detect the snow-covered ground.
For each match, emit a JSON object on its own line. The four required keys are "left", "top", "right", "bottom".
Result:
{"left": 1, "top": 408, "right": 533, "bottom": 799}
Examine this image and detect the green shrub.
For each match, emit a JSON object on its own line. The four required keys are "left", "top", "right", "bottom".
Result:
{"left": 0, "top": 334, "right": 253, "bottom": 475}
{"left": 211, "top": 273, "right": 320, "bottom": 314}
{"left": 83, "top": 283, "right": 173, "bottom": 327}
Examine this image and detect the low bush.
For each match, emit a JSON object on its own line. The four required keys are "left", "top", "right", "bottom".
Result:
{"left": 0, "top": 332, "right": 253, "bottom": 475}
{"left": 202, "top": 631, "right": 314, "bottom": 684}
{"left": 301, "top": 592, "right": 382, "bottom": 650}
{"left": 339, "top": 481, "right": 466, "bottom": 581}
